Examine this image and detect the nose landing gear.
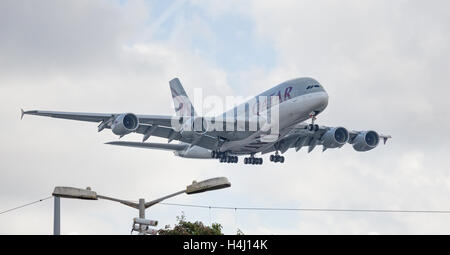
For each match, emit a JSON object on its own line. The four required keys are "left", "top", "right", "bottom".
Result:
{"left": 307, "top": 113, "right": 319, "bottom": 131}
{"left": 307, "top": 124, "right": 319, "bottom": 132}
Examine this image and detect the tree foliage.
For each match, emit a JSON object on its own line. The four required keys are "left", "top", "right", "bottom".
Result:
{"left": 158, "top": 213, "right": 224, "bottom": 235}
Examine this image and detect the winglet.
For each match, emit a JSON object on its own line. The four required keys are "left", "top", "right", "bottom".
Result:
{"left": 382, "top": 135, "right": 392, "bottom": 145}
{"left": 20, "top": 109, "right": 25, "bottom": 120}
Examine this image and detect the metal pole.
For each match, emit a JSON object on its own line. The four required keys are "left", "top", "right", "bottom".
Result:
{"left": 138, "top": 198, "right": 145, "bottom": 235}
{"left": 139, "top": 198, "right": 145, "bottom": 218}
{"left": 53, "top": 196, "right": 60, "bottom": 235}
{"left": 144, "top": 190, "right": 185, "bottom": 208}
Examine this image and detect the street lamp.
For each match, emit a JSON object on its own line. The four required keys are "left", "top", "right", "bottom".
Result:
{"left": 52, "top": 177, "right": 231, "bottom": 235}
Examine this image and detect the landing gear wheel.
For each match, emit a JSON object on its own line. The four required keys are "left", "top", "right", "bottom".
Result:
{"left": 214, "top": 151, "right": 223, "bottom": 159}
{"left": 244, "top": 156, "right": 263, "bottom": 165}
{"left": 225, "top": 156, "right": 237, "bottom": 163}
{"left": 307, "top": 112, "right": 319, "bottom": 132}
{"left": 218, "top": 151, "right": 238, "bottom": 163}
{"left": 270, "top": 154, "right": 285, "bottom": 163}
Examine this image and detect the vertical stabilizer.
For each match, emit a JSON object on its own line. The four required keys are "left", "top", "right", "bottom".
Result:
{"left": 169, "top": 78, "right": 197, "bottom": 117}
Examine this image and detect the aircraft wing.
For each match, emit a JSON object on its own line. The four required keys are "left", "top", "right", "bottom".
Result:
{"left": 263, "top": 123, "right": 392, "bottom": 154}
{"left": 105, "top": 141, "right": 188, "bottom": 151}
{"left": 21, "top": 110, "right": 112, "bottom": 122}
{"left": 21, "top": 110, "right": 178, "bottom": 127}
{"left": 134, "top": 124, "right": 218, "bottom": 150}
{"left": 22, "top": 109, "right": 219, "bottom": 150}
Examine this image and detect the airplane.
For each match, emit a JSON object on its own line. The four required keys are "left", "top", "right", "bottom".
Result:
{"left": 22, "top": 77, "right": 391, "bottom": 165}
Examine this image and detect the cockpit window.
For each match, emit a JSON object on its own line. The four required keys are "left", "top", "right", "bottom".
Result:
{"left": 306, "top": 85, "right": 321, "bottom": 89}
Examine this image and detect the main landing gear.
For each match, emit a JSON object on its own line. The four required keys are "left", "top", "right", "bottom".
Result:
{"left": 211, "top": 151, "right": 265, "bottom": 165}
{"left": 269, "top": 152, "right": 285, "bottom": 163}
{"left": 220, "top": 156, "right": 238, "bottom": 163}
{"left": 211, "top": 151, "right": 238, "bottom": 164}
{"left": 244, "top": 156, "right": 263, "bottom": 165}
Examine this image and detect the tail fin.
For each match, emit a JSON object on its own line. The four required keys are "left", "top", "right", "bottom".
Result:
{"left": 169, "top": 78, "right": 197, "bottom": 117}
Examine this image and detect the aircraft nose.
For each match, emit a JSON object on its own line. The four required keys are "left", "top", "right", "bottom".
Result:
{"left": 323, "top": 91, "right": 329, "bottom": 106}
{"left": 316, "top": 91, "right": 329, "bottom": 112}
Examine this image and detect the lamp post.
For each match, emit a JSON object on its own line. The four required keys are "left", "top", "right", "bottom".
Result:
{"left": 52, "top": 177, "right": 231, "bottom": 235}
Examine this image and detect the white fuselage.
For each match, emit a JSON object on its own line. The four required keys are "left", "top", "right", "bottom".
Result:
{"left": 220, "top": 91, "right": 329, "bottom": 154}
{"left": 175, "top": 77, "right": 330, "bottom": 158}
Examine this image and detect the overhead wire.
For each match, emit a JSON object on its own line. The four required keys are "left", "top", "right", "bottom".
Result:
{"left": 0, "top": 196, "right": 53, "bottom": 215}
{"left": 3, "top": 197, "right": 450, "bottom": 217}
{"left": 158, "top": 202, "right": 450, "bottom": 214}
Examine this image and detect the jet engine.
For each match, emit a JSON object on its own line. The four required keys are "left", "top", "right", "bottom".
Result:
{"left": 111, "top": 113, "right": 139, "bottom": 136}
{"left": 174, "top": 146, "right": 212, "bottom": 159}
{"left": 180, "top": 117, "right": 209, "bottom": 138}
{"left": 352, "top": 131, "right": 380, "bottom": 152}
{"left": 322, "top": 127, "right": 349, "bottom": 149}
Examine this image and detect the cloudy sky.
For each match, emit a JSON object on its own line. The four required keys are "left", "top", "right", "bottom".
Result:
{"left": 1, "top": 0, "right": 450, "bottom": 234}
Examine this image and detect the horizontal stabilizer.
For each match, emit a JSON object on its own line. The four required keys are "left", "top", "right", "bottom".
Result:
{"left": 105, "top": 141, "right": 188, "bottom": 151}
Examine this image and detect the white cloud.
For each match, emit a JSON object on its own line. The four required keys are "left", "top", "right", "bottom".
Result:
{"left": 1, "top": 0, "right": 450, "bottom": 235}
{"left": 0, "top": 0, "right": 233, "bottom": 234}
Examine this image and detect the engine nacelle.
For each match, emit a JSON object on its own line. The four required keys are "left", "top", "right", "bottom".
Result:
{"left": 352, "top": 130, "right": 380, "bottom": 152}
{"left": 180, "top": 117, "right": 209, "bottom": 138}
{"left": 322, "top": 127, "right": 349, "bottom": 149}
{"left": 174, "top": 146, "right": 212, "bottom": 159}
{"left": 111, "top": 113, "right": 139, "bottom": 136}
